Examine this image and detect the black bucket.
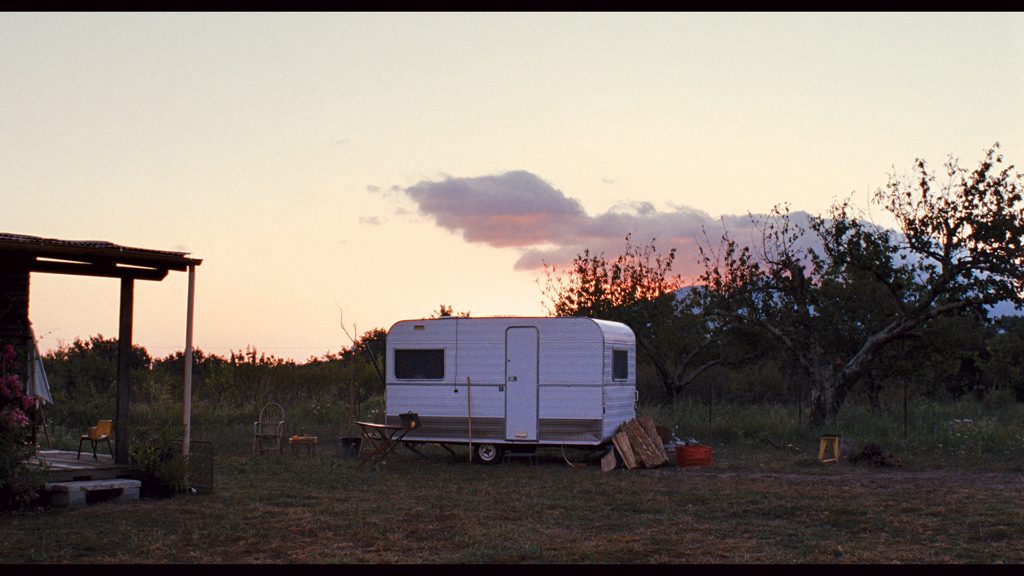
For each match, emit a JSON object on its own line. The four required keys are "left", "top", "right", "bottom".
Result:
{"left": 339, "top": 436, "right": 362, "bottom": 458}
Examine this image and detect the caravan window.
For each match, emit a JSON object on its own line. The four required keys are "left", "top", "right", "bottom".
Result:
{"left": 395, "top": 349, "right": 445, "bottom": 380}
{"left": 612, "top": 349, "right": 628, "bottom": 381}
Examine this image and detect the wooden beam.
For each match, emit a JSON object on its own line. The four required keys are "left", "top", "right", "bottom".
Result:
{"left": 27, "top": 259, "right": 169, "bottom": 281}
{"left": 115, "top": 277, "right": 134, "bottom": 465}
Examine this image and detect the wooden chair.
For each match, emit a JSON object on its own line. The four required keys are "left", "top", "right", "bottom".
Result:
{"left": 253, "top": 402, "right": 286, "bottom": 454}
{"left": 77, "top": 419, "right": 113, "bottom": 460}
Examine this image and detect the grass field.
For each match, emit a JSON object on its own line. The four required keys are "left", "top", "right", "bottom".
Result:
{"left": 3, "top": 397, "right": 1023, "bottom": 564}
{"left": 2, "top": 439, "right": 1022, "bottom": 564}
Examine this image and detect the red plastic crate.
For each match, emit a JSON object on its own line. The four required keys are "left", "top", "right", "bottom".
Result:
{"left": 675, "top": 444, "right": 712, "bottom": 467}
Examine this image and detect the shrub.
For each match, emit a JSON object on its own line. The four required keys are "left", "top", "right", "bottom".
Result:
{"left": 129, "top": 419, "right": 191, "bottom": 496}
{"left": 0, "top": 344, "right": 46, "bottom": 510}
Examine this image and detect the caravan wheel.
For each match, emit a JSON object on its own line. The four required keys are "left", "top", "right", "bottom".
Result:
{"left": 474, "top": 443, "right": 503, "bottom": 464}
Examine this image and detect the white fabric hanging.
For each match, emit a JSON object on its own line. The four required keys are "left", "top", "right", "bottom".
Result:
{"left": 26, "top": 327, "right": 52, "bottom": 404}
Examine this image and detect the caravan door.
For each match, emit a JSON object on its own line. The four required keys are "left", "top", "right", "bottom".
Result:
{"left": 505, "top": 327, "right": 538, "bottom": 441}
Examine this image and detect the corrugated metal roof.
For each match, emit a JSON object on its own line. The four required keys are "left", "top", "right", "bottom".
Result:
{"left": 0, "top": 232, "right": 191, "bottom": 258}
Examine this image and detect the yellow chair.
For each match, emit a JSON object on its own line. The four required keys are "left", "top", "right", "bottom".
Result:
{"left": 77, "top": 419, "right": 113, "bottom": 460}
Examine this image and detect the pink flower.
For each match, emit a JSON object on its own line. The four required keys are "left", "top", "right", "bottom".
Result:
{"left": 0, "top": 375, "right": 24, "bottom": 401}
{"left": 1, "top": 407, "right": 29, "bottom": 429}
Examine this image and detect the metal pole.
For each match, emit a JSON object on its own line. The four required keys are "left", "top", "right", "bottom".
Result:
{"left": 707, "top": 378, "right": 712, "bottom": 426}
{"left": 467, "top": 376, "right": 473, "bottom": 462}
{"left": 183, "top": 264, "right": 196, "bottom": 457}
{"left": 798, "top": 376, "right": 802, "bottom": 427}
{"left": 903, "top": 378, "right": 908, "bottom": 438}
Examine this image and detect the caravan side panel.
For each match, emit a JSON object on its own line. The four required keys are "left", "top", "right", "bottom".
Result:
{"left": 386, "top": 384, "right": 506, "bottom": 442}
{"left": 452, "top": 319, "right": 507, "bottom": 387}
{"left": 597, "top": 319, "right": 637, "bottom": 438}
{"left": 534, "top": 318, "right": 606, "bottom": 444}
{"left": 537, "top": 385, "right": 603, "bottom": 443}
{"left": 386, "top": 319, "right": 458, "bottom": 385}
{"left": 602, "top": 385, "right": 636, "bottom": 439}
{"left": 537, "top": 318, "right": 605, "bottom": 386}
{"left": 386, "top": 318, "right": 507, "bottom": 441}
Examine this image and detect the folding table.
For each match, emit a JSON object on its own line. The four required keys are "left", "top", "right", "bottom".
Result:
{"left": 355, "top": 421, "right": 409, "bottom": 467}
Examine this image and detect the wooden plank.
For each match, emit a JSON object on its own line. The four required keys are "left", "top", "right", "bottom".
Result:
{"left": 624, "top": 419, "right": 667, "bottom": 468}
{"left": 633, "top": 420, "right": 663, "bottom": 467}
{"left": 642, "top": 423, "right": 669, "bottom": 466}
{"left": 638, "top": 417, "right": 670, "bottom": 466}
{"left": 612, "top": 430, "right": 638, "bottom": 469}
{"left": 620, "top": 420, "right": 651, "bottom": 467}
{"left": 612, "top": 430, "right": 639, "bottom": 469}
{"left": 638, "top": 417, "right": 662, "bottom": 445}
{"left": 601, "top": 449, "right": 618, "bottom": 472}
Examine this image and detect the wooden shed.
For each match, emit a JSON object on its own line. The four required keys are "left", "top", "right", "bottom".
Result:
{"left": 0, "top": 232, "right": 202, "bottom": 464}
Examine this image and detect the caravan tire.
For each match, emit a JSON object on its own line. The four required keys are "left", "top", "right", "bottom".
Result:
{"left": 474, "top": 443, "right": 503, "bottom": 464}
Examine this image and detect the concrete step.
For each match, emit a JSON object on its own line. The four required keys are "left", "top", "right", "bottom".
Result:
{"left": 45, "top": 478, "right": 141, "bottom": 507}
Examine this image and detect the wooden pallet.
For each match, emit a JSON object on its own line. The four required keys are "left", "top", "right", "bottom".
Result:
{"left": 605, "top": 417, "right": 669, "bottom": 471}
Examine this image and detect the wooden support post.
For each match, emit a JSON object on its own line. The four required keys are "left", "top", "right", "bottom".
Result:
{"left": 182, "top": 264, "right": 196, "bottom": 457}
{"left": 347, "top": 381, "right": 357, "bottom": 436}
{"left": 115, "top": 277, "right": 134, "bottom": 465}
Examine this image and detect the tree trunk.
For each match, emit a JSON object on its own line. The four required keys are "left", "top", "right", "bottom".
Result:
{"left": 805, "top": 358, "right": 850, "bottom": 427}
{"left": 808, "top": 378, "right": 842, "bottom": 426}
{"left": 866, "top": 369, "right": 882, "bottom": 410}
{"left": 805, "top": 316, "right": 926, "bottom": 425}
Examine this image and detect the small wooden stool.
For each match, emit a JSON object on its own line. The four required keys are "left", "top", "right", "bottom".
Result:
{"left": 818, "top": 434, "right": 841, "bottom": 463}
{"left": 289, "top": 435, "right": 317, "bottom": 456}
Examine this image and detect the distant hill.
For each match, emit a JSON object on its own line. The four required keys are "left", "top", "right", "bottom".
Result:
{"left": 674, "top": 286, "right": 1021, "bottom": 318}
{"left": 988, "top": 300, "right": 1022, "bottom": 318}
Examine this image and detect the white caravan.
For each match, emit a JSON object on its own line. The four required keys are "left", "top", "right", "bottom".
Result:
{"left": 384, "top": 316, "right": 636, "bottom": 463}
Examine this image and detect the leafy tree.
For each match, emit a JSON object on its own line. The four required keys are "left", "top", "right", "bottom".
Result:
{"left": 336, "top": 327, "right": 387, "bottom": 392}
{"left": 698, "top": 145, "right": 1024, "bottom": 424}
{"left": 42, "top": 335, "right": 153, "bottom": 427}
{"left": 44, "top": 335, "right": 151, "bottom": 398}
{"left": 541, "top": 234, "right": 720, "bottom": 400}
{"left": 431, "top": 304, "right": 470, "bottom": 318}
{"left": 151, "top": 348, "right": 231, "bottom": 407}
{"left": 984, "top": 315, "right": 1024, "bottom": 401}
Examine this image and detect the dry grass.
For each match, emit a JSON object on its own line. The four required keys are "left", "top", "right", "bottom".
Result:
{"left": 2, "top": 444, "right": 1022, "bottom": 564}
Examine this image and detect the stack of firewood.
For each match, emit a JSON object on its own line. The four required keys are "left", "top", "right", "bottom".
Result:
{"left": 601, "top": 416, "right": 669, "bottom": 472}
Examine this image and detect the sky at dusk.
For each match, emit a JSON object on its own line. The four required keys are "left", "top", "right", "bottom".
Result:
{"left": 3, "top": 12, "right": 1022, "bottom": 362}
